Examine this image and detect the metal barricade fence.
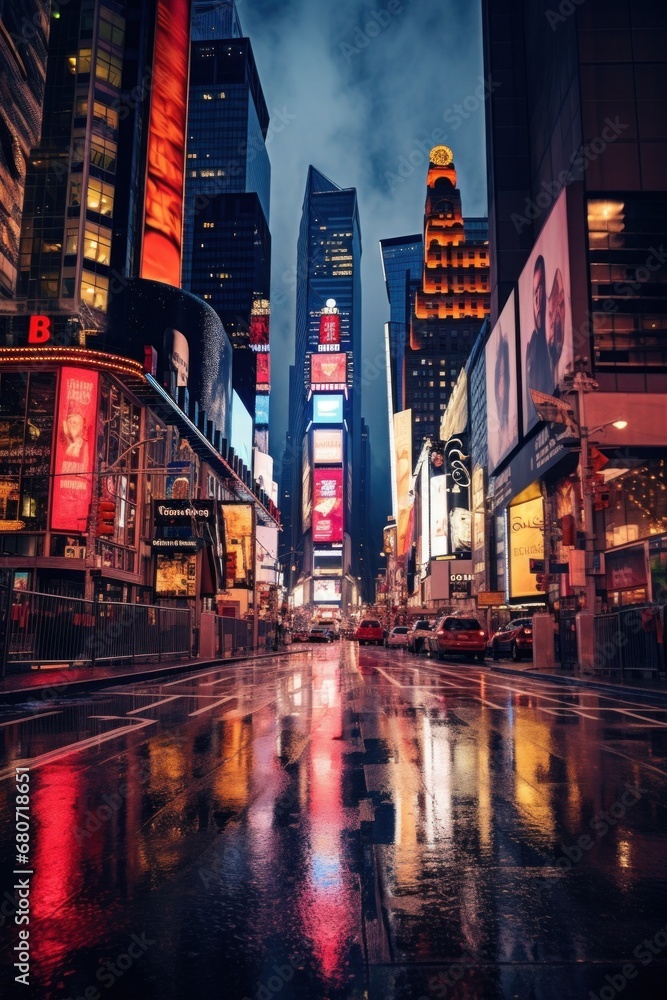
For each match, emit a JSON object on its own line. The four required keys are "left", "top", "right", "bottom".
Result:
{"left": 3, "top": 591, "right": 192, "bottom": 671}
{"left": 594, "top": 604, "right": 665, "bottom": 679}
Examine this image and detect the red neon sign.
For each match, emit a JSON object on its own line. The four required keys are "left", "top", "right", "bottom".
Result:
{"left": 28, "top": 315, "right": 52, "bottom": 344}
{"left": 319, "top": 313, "right": 340, "bottom": 346}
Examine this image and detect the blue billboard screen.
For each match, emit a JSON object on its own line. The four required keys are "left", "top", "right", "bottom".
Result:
{"left": 313, "top": 394, "right": 343, "bottom": 424}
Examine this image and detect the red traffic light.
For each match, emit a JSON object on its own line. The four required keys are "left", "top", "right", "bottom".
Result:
{"left": 97, "top": 500, "right": 116, "bottom": 537}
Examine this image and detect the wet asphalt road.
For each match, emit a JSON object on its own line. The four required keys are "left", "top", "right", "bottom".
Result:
{"left": 1, "top": 642, "right": 667, "bottom": 1000}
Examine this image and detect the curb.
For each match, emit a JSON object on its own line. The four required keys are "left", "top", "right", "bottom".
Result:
{"left": 0, "top": 648, "right": 308, "bottom": 705}
{"left": 490, "top": 662, "right": 667, "bottom": 704}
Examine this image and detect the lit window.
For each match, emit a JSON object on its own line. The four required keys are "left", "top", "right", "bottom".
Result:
{"left": 90, "top": 135, "right": 117, "bottom": 172}
{"left": 76, "top": 49, "right": 92, "bottom": 74}
{"left": 80, "top": 271, "right": 109, "bottom": 311}
{"left": 202, "top": 222, "right": 215, "bottom": 229}
{"left": 95, "top": 50, "right": 122, "bottom": 87}
{"left": 202, "top": 93, "right": 213, "bottom": 100}
{"left": 83, "top": 225, "right": 111, "bottom": 264}
{"left": 87, "top": 178, "right": 114, "bottom": 216}
{"left": 65, "top": 226, "right": 79, "bottom": 254}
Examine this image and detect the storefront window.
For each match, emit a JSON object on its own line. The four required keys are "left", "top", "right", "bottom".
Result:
{"left": 604, "top": 459, "right": 667, "bottom": 548}
{"left": 0, "top": 373, "right": 55, "bottom": 531}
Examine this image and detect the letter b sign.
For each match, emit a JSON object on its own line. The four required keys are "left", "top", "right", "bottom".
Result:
{"left": 28, "top": 315, "right": 52, "bottom": 344}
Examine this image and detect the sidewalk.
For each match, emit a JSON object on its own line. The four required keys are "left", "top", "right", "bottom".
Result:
{"left": 0, "top": 647, "right": 304, "bottom": 704}
{"left": 490, "top": 660, "right": 667, "bottom": 703}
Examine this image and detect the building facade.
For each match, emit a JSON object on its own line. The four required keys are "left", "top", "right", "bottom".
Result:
{"left": 282, "top": 167, "right": 362, "bottom": 619}
{"left": 482, "top": 0, "right": 667, "bottom": 611}
{"left": 183, "top": 12, "right": 271, "bottom": 429}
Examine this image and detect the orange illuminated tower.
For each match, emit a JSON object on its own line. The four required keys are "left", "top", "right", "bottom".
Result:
{"left": 407, "top": 146, "right": 490, "bottom": 456}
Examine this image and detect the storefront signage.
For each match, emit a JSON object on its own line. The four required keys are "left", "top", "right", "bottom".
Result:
{"left": 28, "top": 315, "right": 52, "bottom": 344}
{"left": 477, "top": 591, "right": 506, "bottom": 607}
{"left": 151, "top": 537, "right": 202, "bottom": 551}
{"left": 509, "top": 496, "right": 545, "bottom": 599}
{"left": 154, "top": 500, "right": 215, "bottom": 525}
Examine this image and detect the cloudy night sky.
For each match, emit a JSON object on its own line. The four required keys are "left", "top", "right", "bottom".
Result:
{"left": 239, "top": 0, "right": 487, "bottom": 513}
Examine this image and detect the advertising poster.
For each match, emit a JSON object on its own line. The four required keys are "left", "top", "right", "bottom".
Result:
{"left": 313, "top": 429, "right": 343, "bottom": 465}
{"left": 256, "top": 524, "right": 278, "bottom": 584}
{"left": 221, "top": 503, "right": 254, "bottom": 589}
{"left": 420, "top": 460, "right": 430, "bottom": 571}
{"left": 155, "top": 552, "right": 196, "bottom": 597}
{"left": 394, "top": 409, "right": 413, "bottom": 557}
{"left": 310, "top": 353, "right": 347, "bottom": 388}
{"left": 319, "top": 313, "right": 341, "bottom": 347}
{"left": 430, "top": 475, "right": 448, "bottom": 558}
{"left": 140, "top": 0, "right": 191, "bottom": 287}
{"left": 231, "top": 391, "right": 253, "bottom": 470}
{"left": 486, "top": 291, "right": 519, "bottom": 472}
{"left": 313, "top": 578, "right": 342, "bottom": 602}
{"left": 255, "top": 393, "right": 269, "bottom": 426}
{"left": 450, "top": 508, "right": 472, "bottom": 556}
{"left": 509, "top": 496, "right": 544, "bottom": 598}
{"left": 312, "top": 468, "right": 344, "bottom": 543}
{"left": 519, "top": 190, "right": 573, "bottom": 434}
{"left": 606, "top": 546, "right": 648, "bottom": 594}
{"left": 313, "top": 394, "right": 344, "bottom": 424}
{"left": 51, "top": 368, "right": 99, "bottom": 532}
{"left": 301, "top": 434, "right": 312, "bottom": 531}
{"left": 256, "top": 353, "right": 270, "bottom": 390}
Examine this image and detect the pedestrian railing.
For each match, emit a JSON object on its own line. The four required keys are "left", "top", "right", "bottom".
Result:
{"left": 4, "top": 590, "right": 192, "bottom": 672}
{"left": 594, "top": 604, "right": 666, "bottom": 679}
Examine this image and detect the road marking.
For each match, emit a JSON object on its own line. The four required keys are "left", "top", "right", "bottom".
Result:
{"left": 188, "top": 696, "right": 236, "bottom": 717}
{"left": 126, "top": 695, "right": 181, "bottom": 714}
{"left": 0, "top": 710, "right": 62, "bottom": 728}
{"left": 0, "top": 718, "right": 156, "bottom": 779}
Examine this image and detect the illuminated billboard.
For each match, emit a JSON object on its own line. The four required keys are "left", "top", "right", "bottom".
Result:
{"left": 509, "top": 496, "right": 544, "bottom": 599}
{"left": 51, "top": 368, "right": 99, "bottom": 532}
{"left": 430, "top": 475, "right": 448, "bottom": 558}
{"left": 313, "top": 579, "right": 342, "bottom": 603}
{"left": 486, "top": 290, "right": 519, "bottom": 472}
{"left": 302, "top": 435, "right": 312, "bottom": 530}
{"left": 420, "top": 460, "right": 429, "bottom": 571}
{"left": 249, "top": 312, "right": 270, "bottom": 348}
{"left": 155, "top": 553, "right": 196, "bottom": 597}
{"left": 394, "top": 409, "right": 413, "bottom": 557}
{"left": 319, "top": 313, "right": 340, "bottom": 347}
{"left": 255, "top": 393, "right": 269, "bottom": 426}
{"left": 313, "top": 429, "right": 343, "bottom": 465}
{"left": 313, "top": 394, "right": 343, "bottom": 424}
{"left": 231, "top": 391, "right": 253, "bottom": 470}
{"left": 519, "top": 189, "right": 573, "bottom": 434}
{"left": 140, "top": 0, "right": 191, "bottom": 287}
{"left": 310, "top": 353, "right": 347, "bottom": 389}
{"left": 256, "top": 524, "right": 278, "bottom": 584}
{"left": 312, "top": 468, "right": 344, "bottom": 543}
{"left": 256, "top": 352, "right": 270, "bottom": 390}
{"left": 221, "top": 503, "right": 254, "bottom": 589}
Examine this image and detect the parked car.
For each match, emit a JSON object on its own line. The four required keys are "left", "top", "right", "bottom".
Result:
{"left": 354, "top": 619, "right": 385, "bottom": 645}
{"left": 426, "top": 615, "right": 487, "bottom": 662}
{"left": 308, "top": 626, "right": 335, "bottom": 643}
{"left": 386, "top": 626, "right": 409, "bottom": 648}
{"left": 406, "top": 619, "right": 434, "bottom": 654}
{"left": 292, "top": 629, "right": 310, "bottom": 643}
{"left": 489, "top": 618, "right": 533, "bottom": 661}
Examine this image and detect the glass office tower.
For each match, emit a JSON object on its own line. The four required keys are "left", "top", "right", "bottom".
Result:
{"left": 282, "top": 167, "right": 362, "bottom": 614}
{"left": 183, "top": 20, "right": 271, "bottom": 423}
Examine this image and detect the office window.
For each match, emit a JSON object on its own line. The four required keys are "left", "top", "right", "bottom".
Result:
{"left": 95, "top": 50, "right": 122, "bottom": 87}
{"left": 90, "top": 135, "right": 117, "bottom": 173}
{"left": 87, "top": 177, "right": 114, "bottom": 216}
{"left": 99, "top": 8, "right": 125, "bottom": 47}
{"left": 83, "top": 226, "right": 111, "bottom": 265}
{"left": 81, "top": 270, "right": 109, "bottom": 311}
{"left": 77, "top": 48, "right": 92, "bottom": 74}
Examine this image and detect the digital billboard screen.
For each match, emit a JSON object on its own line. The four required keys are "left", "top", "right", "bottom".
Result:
{"left": 313, "top": 429, "right": 343, "bottom": 465}
{"left": 519, "top": 190, "right": 573, "bottom": 435}
{"left": 255, "top": 393, "right": 269, "bottom": 426}
{"left": 312, "top": 468, "right": 344, "bottom": 543}
{"left": 231, "top": 391, "right": 253, "bottom": 470}
{"left": 140, "top": 0, "right": 191, "bottom": 287}
{"left": 313, "top": 394, "right": 344, "bottom": 424}
{"left": 249, "top": 313, "right": 270, "bottom": 348}
{"left": 256, "top": 352, "right": 270, "bottom": 390}
{"left": 310, "top": 353, "right": 347, "bottom": 389}
{"left": 221, "top": 503, "right": 254, "bottom": 589}
{"left": 319, "top": 313, "right": 340, "bottom": 347}
{"left": 486, "top": 290, "right": 519, "bottom": 472}
{"left": 313, "top": 579, "right": 342, "bottom": 603}
{"left": 51, "top": 368, "right": 99, "bottom": 532}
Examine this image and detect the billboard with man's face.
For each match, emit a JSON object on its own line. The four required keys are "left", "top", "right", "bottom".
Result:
{"left": 486, "top": 291, "right": 519, "bottom": 472}
{"left": 519, "top": 190, "right": 573, "bottom": 435}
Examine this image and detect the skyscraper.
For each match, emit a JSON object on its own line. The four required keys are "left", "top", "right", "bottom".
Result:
{"left": 183, "top": 4, "right": 271, "bottom": 429}
{"left": 481, "top": 0, "right": 667, "bottom": 611}
{"left": 380, "top": 234, "right": 423, "bottom": 415}
{"left": 282, "top": 167, "right": 362, "bottom": 616}
{"left": 406, "top": 146, "right": 489, "bottom": 458}
{"left": 0, "top": 1, "right": 50, "bottom": 300}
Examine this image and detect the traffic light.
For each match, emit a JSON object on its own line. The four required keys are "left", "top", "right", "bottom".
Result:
{"left": 535, "top": 573, "right": 545, "bottom": 592}
{"left": 97, "top": 500, "right": 116, "bottom": 537}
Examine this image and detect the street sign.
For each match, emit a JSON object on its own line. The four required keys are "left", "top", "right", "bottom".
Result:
{"left": 477, "top": 591, "right": 506, "bottom": 607}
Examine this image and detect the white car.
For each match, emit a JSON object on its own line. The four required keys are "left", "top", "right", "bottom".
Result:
{"left": 386, "top": 626, "right": 409, "bottom": 648}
